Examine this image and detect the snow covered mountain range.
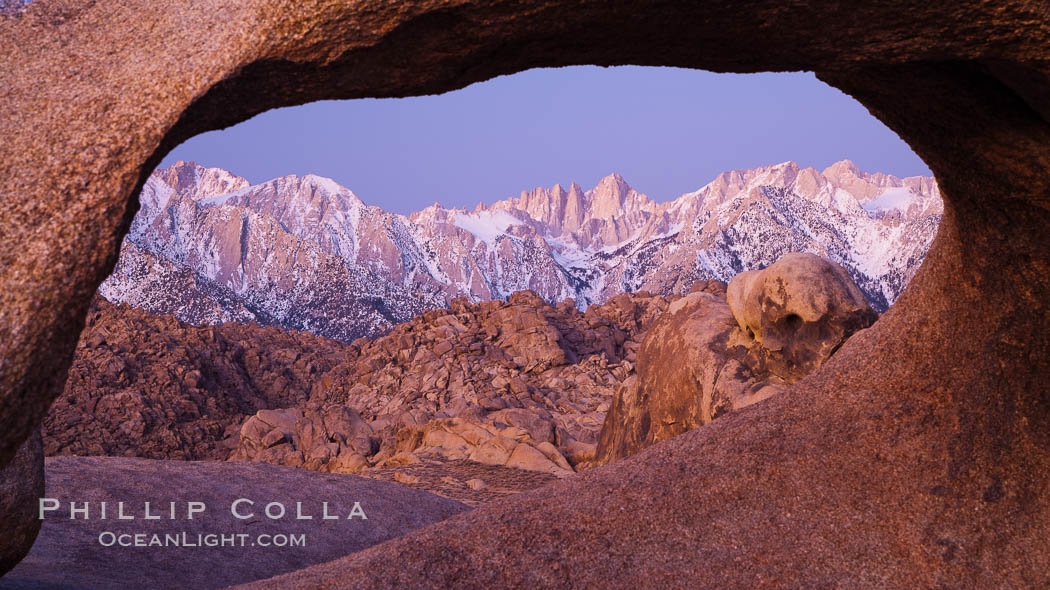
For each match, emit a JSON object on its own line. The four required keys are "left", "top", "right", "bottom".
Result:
{"left": 100, "top": 160, "right": 942, "bottom": 342}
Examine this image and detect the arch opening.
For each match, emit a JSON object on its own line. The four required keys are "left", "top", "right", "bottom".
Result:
{"left": 3, "top": 2, "right": 1050, "bottom": 586}
{"left": 42, "top": 65, "right": 942, "bottom": 494}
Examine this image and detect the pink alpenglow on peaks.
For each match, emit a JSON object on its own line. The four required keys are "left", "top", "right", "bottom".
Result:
{"left": 101, "top": 160, "right": 942, "bottom": 342}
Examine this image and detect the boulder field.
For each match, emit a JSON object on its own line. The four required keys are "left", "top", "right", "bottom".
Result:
{"left": 44, "top": 291, "right": 668, "bottom": 476}
{"left": 229, "top": 290, "right": 668, "bottom": 477}
{"left": 2, "top": 0, "right": 1050, "bottom": 587}
{"left": 42, "top": 297, "right": 347, "bottom": 462}
{"left": 45, "top": 256, "right": 870, "bottom": 484}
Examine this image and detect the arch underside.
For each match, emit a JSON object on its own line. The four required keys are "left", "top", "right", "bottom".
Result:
{"left": 1, "top": 1, "right": 1049, "bottom": 586}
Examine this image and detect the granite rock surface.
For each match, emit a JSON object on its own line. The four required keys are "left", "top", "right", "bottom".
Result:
{"left": 726, "top": 253, "right": 876, "bottom": 381}
{"left": 596, "top": 255, "right": 874, "bottom": 465}
{"left": 0, "top": 431, "right": 42, "bottom": 577}
{"left": 3, "top": 0, "right": 1050, "bottom": 587}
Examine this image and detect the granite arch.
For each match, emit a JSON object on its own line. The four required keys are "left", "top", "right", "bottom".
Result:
{"left": 2, "top": 1, "right": 1049, "bottom": 585}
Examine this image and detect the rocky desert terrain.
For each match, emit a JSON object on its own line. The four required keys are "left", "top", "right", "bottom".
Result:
{"left": 44, "top": 289, "right": 670, "bottom": 501}
{"left": 27, "top": 155, "right": 934, "bottom": 510}
{"left": 44, "top": 252, "right": 875, "bottom": 509}
{"left": 16, "top": 249, "right": 878, "bottom": 589}
{"left": 35, "top": 158, "right": 934, "bottom": 506}
{"left": 5, "top": 0, "right": 1050, "bottom": 587}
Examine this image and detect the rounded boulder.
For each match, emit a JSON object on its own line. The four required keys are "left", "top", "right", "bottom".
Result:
{"left": 727, "top": 253, "right": 876, "bottom": 381}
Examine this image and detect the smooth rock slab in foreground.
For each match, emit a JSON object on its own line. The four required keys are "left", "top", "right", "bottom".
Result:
{"left": 0, "top": 457, "right": 469, "bottom": 590}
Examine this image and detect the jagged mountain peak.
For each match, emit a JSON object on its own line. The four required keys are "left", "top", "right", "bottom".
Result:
{"left": 104, "top": 160, "right": 942, "bottom": 342}
{"left": 822, "top": 158, "right": 863, "bottom": 178}
{"left": 153, "top": 160, "right": 251, "bottom": 200}
{"left": 586, "top": 172, "right": 653, "bottom": 219}
{"left": 592, "top": 171, "right": 630, "bottom": 190}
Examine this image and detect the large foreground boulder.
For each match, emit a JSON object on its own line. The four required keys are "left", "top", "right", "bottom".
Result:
{"left": 0, "top": 457, "right": 468, "bottom": 589}
{"left": 727, "top": 253, "right": 877, "bottom": 381}
{"left": 595, "top": 292, "right": 780, "bottom": 465}
{"left": 596, "top": 257, "right": 875, "bottom": 465}
{"left": 0, "top": 431, "right": 42, "bottom": 577}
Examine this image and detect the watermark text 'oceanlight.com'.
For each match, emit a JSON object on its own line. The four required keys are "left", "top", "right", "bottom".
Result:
{"left": 97, "top": 532, "right": 306, "bottom": 548}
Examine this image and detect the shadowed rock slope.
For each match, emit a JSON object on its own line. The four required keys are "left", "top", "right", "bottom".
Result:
{"left": 0, "top": 432, "right": 41, "bottom": 577}
{"left": 3, "top": 0, "right": 1050, "bottom": 587}
{"left": 43, "top": 297, "right": 347, "bottom": 461}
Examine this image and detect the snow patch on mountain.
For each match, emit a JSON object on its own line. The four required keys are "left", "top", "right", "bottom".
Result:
{"left": 862, "top": 187, "right": 919, "bottom": 213}
{"left": 452, "top": 210, "right": 523, "bottom": 243}
{"left": 197, "top": 186, "right": 252, "bottom": 207}
{"left": 101, "top": 159, "right": 942, "bottom": 341}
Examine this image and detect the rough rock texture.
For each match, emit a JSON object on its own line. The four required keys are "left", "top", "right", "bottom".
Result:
{"left": 359, "top": 458, "right": 560, "bottom": 508}
{"left": 231, "top": 406, "right": 376, "bottom": 473}
{"left": 43, "top": 297, "right": 347, "bottom": 460}
{"left": 689, "top": 278, "right": 728, "bottom": 298}
{"left": 594, "top": 293, "right": 779, "bottom": 466}
{"left": 229, "top": 290, "right": 669, "bottom": 475}
{"left": 3, "top": 1, "right": 1050, "bottom": 587}
{"left": 45, "top": 290, "right": 666, "bottom": 479}
{"left": 726, "top": 253, "right": 877, "bottom": 381}
{"left": 595, "top": 258, "right": 873, "bottom": 465}
{"left": 0, "top": 431, "right": 42, "bottom": 577}
{"left": 0, "top": 456, "right": 468, "bottom": 590}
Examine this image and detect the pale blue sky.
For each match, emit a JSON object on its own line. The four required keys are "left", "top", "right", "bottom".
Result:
{"left": 160, "top": 66, "right": 930, "bottom": 214}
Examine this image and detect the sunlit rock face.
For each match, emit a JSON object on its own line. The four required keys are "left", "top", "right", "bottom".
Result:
{"left": 595, "top": 254, "right": 875, "bottom": 466}
{"left": 99, "top": 159, "right": 938, "bottom": 342}
{"left": 3, "top": 1, "right": 1050, "bottom": 588}
{"left": 726, "top": 253, "right": 877, "bottom": 382}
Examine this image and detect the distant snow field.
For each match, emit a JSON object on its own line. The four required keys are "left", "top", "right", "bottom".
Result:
{"left": 100, "top": 159, "right": 942, "bottom": 342}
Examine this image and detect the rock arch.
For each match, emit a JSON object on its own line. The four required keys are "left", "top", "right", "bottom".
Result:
{"left": 2, "top": 1, "right": 1049, "bottom": 586}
